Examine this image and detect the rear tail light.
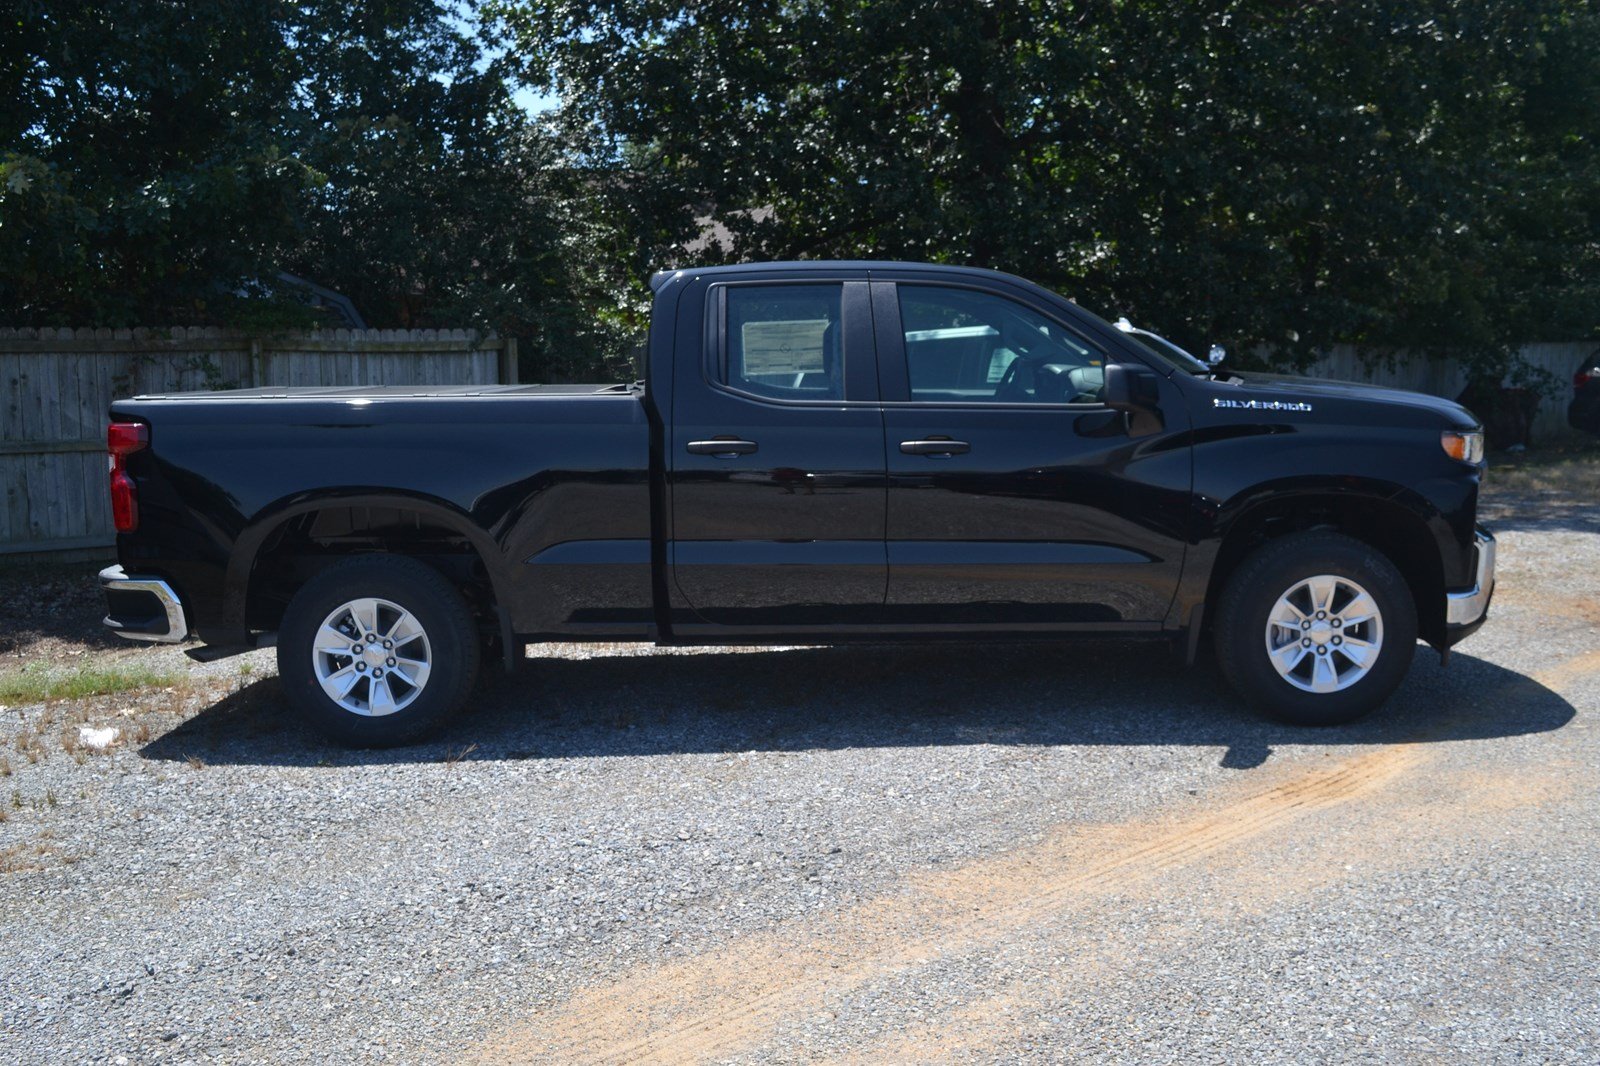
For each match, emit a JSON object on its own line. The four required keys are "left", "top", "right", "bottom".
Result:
{"left": 1577, "top": 369, "right": 1595, "bottom": 391}
{"left": 108, "top": 421, "right": 149, "bottom": 533}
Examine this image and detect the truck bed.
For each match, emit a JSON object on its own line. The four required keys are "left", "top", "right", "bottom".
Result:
{"left": 128, "top": 383, "right": 637, "bottom": 401}
{"left": 109, "top": 381, "right": 653, "bottom": 644}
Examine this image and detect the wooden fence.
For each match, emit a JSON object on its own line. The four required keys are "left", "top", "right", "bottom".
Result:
{"left": 1, "top": 327, "right": 515, "bottom": 557}
{"left": 1300, "top": 342, "right": 1593, "bottom": 442}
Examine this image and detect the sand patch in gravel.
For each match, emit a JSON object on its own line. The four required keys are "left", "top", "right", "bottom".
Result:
{"left": 466, "top": 743, "right": 1424, "bottom": 1064}
{"left": 465, "top": 645, "right": 1600, "bottom": 1065}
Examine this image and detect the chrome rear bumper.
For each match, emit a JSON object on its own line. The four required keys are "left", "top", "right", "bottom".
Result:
{"left": 1445, "top": 529, "right": 1495, "bottom": 627}
{"left": 99, "top": 565, "right": 189, "bottom": 643}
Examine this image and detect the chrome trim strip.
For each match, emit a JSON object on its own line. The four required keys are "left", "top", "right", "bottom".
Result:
{"left": 99, "top": 565, "right": 189, "bottom": 643}
{"left": 1445, "top": 530, "right": 1496, "bottom": 627}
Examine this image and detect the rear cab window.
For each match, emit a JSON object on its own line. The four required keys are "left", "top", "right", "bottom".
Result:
{"left": 722, "top": 285, "right": 844, "bottom": 401}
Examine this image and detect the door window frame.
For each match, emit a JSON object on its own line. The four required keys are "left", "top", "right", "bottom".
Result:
{"left": 703, "top": 279, "right": 879, "bottom": 405}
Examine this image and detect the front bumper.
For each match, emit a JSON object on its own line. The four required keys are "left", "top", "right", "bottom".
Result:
{"left": 1445, "top": 528, "right": 1495, "bottom": 630}
{"left": 99, "top": 565, "right": 189, "bottom": 643}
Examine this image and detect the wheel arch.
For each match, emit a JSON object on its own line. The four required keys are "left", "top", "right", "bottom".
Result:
{"left": 222, "top": 491, "right": 513, "bottom": 653}
{"left": 1202, "top": 483, "right": 1448, "bottom": 647}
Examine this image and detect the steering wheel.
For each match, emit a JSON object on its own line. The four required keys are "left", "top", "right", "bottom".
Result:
{"left": 994, "top": 355, "right": 1037, "bottom": 402}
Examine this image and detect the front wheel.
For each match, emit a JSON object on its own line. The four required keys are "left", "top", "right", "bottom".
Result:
{"left": 278, "top": 555, "right": 480, "bottom": 746}
{"left": 1215, "top": 531, "right": 1417, "bottom": 726}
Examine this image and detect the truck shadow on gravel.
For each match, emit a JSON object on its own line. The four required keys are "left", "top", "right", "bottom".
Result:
{"left": 140, "top": 642, "right": 1575, "bottom": 771}
{"left": 0, "top": 560, "right": 123, "bottom": 656}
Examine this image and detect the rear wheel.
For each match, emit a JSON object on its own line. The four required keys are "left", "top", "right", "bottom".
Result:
{"left": 278, "top": 555, "right": 479, "bottom": 746}
{"left": 1215, "top": 531, "right": 1417, "bottom": 726}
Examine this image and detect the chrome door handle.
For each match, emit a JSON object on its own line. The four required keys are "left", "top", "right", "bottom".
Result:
{"left": 687, "top": 438, "right": 758, "bottom": 458}
{"left": 899, "top": 438, "right": 970, "bottom": 457}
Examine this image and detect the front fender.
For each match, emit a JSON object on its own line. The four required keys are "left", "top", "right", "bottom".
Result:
{"left": 1172, "top": 472, "right": 1464, "bottom": 648}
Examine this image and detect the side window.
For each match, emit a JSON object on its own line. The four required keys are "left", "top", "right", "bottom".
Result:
{"left": 898, "top": 286, "right": 1104, "bottom": 404}
{"left": 724, "top": 284, "right": 843, "bottom": 401}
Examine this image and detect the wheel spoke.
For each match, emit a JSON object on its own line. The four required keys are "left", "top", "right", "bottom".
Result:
{"left": 1270, "top": 642, "right": 1308, "bottom": 673}
{"left": 1270, "top": 598, "right": 1308, "bottom": 627}
{"left": 316, "top": 660, "right": 360, "bottom": 697}
{"left": 334, "top": 668, "right": 364, "bottom": 700}
{"left": 1306, "top": 576, "right": 1337, "bottom": 613}
{"left": 1339, "top": 593, "right": 1379, "bottom": 627}
{"left": 314, "top": 625, "right": 354, "bottom": 654}
{"left": 1336, "top": 636, "right": 1376, "bottom": 666}
{"left": 393, "top": 657, "right": 430, "bottom": 688}
{"left": 349, "top": 598, "right": 381, "bottom": 637}
{"left": 369, "top": 676, "right": 397, "bottom": 715}
{"left": 1309, "top": 653, "right": 1340, "bottom": 693}
{"left": 386, "top": 609, "right": 424, "bottom": 644}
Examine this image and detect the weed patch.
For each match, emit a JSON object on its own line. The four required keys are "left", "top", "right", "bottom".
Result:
{"left": 0, "top": 839, "right": 72, "bottom": 874}
{"left": 0, "top": 663, "right": 183, "bottom": 705}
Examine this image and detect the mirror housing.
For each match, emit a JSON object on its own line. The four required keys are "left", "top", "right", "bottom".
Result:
{"left": 1103, "top": 362, "right": 1160, "bottom": 410}
{"left": 1102, "top": 363, "right": 1164, "bottom": 437}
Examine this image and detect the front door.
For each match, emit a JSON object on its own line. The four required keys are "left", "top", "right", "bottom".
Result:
{"left": 669, "top": 277, "right": 887, "bottom": 628}
{"left": 874, "top": 278, "right": 1191, "bottom": 628}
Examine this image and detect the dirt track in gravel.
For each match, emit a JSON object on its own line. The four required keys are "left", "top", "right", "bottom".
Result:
{"left": 466, "top": 645, "right": 1600, "bottom": 1065}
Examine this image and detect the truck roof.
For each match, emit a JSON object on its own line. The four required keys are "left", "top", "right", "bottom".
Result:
{"left": 649, "top": 260, "right": 1056, "bottom": 295}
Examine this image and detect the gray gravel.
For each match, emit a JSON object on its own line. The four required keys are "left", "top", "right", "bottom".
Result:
{"left": 1, "top": 489, "right": 1597, "bottom": 1064}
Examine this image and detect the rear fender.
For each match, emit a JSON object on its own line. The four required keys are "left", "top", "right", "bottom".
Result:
{"left": 220, "top": 490, "right": 511, "bottom": 644}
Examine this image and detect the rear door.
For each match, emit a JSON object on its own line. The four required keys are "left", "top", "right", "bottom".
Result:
{"left": 668, "top": 273, "right": 887, "bottom": 628}
{"left": 873, "top": 275, "right": 1191, "bottom": 628}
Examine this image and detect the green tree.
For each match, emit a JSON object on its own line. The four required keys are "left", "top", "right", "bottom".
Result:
{"left": 496, "top": 0, "right": 1600, "bottom": 375}
{"left": 281, "top": 0, "right": 635, "bottom": 376}
{"left": 0, "top": 0, "right": 623, "bottom": 379}
{"left": 288, "top": 9, "right": 527, "bottom": 323}
{"left": 0, "top": 0, "right": 314, "bottom": 325}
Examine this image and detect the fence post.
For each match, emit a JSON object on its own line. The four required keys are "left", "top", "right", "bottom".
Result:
{"left": 249, "top": 337, "right": 264, "bottom": 388}
{"left": 500, "top": 337, "right": 519, "bottom": 385}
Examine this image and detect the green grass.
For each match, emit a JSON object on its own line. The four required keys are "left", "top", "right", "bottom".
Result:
{"left": 0, "top": 662, "right": 183, "bottom": 704}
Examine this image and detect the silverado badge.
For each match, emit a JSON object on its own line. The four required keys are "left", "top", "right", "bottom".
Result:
{"left": 1213, "top": 397, "right": 1313, "bottom": 412}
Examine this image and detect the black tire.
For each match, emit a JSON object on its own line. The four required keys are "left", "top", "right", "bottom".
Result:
{"left": 1214, "top": 531, "right": 1417, "bottom": 726}
{"left": 277, "top": 555, "right": 480, "bottom": 747}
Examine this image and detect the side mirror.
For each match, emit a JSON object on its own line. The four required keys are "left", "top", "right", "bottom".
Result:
{"left": 1103, "top": 363, "right": 1160, "bottom": 411}
{"left": 1208, "top": 344, "right": 1226, "bottom": 368}
{"left": 1102, "top": 363, "right": 1164, "bottom": 437}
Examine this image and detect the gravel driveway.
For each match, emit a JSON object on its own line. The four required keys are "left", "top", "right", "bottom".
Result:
{"left": 1, "top": 471, "right": 1597, "bottom": 1064}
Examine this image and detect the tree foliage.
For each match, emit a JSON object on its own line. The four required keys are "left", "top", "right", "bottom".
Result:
{"left": 1, "top": 1, "right": 313, "bottom": 325}
{"left": 498, "top": 0, "right": 1600, "bottom": 373}
{"left": 287, "top": 4, "right": 563, "bottom": 348}
{"left": 0, "top": 0, "right": 626, "bottom": 375}
{"left": 3, "top": 1, "right": 1596, "bottom": 383}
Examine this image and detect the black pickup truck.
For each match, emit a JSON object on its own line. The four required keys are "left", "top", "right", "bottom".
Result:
{"left": 99, "top": 262, "right": 1495, "bottom": 745}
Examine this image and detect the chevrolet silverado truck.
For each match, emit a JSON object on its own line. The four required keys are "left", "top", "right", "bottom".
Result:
{"left": 98, "top": 262, "right": 1495, "bottom": 745}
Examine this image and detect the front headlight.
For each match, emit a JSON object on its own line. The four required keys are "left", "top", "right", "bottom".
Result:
{"left": 1441, "top": 430, "right": 1485, "bottom": 464}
